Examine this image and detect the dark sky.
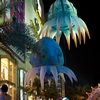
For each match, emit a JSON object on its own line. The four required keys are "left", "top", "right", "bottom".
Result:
{"left": 42, "top": 0, "right": 100, "bottom": 87}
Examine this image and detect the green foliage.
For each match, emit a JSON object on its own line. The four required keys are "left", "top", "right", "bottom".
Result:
{"left": 24, "top": 78, "right": 59, "bottom": 100}
{"left": 41, "top": 81, "right": 58, "bottom": 100}
{"left": 67, "top": 84, "right": 91, "bottom": 100}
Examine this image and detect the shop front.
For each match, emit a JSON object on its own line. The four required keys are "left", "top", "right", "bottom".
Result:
{"left": 0, "top": 57, "right": 16, "bottom": 100}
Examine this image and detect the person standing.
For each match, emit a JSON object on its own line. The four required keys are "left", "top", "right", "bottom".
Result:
{"left": 0, "top": 84, "right": 11, "bottom": 100}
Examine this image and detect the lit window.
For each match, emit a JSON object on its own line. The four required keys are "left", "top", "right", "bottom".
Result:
{"left": 20, "top": 89, "right": 23, "bottom": 100}
{"left": 1, "top": 58, "right": 9, "bottom": 80}
{"left": 19, "top": 70, "right": 26, "bottom": 87}
{"left": 9, "top": 61, "right": 14, "bottom": 82}
{"left": 1, "top": 58, "right": 15, "bottom": 82}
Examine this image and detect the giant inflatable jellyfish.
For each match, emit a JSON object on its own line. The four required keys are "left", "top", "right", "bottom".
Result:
{"left": 24, "top": 37, "right": 77, "bottom": 89}
{"left": 39, "top": 0, "right": 91, "bottom": 49}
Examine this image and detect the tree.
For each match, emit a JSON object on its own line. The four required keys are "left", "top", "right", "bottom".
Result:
{"left": 41, "top": 81, "right": 59, "bottom": 100}
{"left": 67, "top": 84, "right": 91, "bottom": 100}
{"left": 24, "top": 78, "right": 59, "bottom": 100}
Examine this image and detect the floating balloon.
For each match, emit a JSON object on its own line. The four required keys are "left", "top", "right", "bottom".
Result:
{"left": 24, "top": 37, "right": 77, "bottom": 88}
{"left": 39, "top": 0, "right": 90, "bottom": 49}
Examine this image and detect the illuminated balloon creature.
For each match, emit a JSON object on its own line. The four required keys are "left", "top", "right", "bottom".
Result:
{"left": 39, "top": 0, "right": 90, "bottom": 49}
{"left": 24, "top": 37, "right": 77, "bottom": 88}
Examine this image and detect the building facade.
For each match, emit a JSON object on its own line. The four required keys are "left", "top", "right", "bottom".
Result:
{"left": 0, "top": 0, "right": 44, "bottom": 100}
{"left": 0, "top": 43, "right": 17, "bottom": 100}
{"left": 0, "top": 41, "right": 32, "bottom": 100}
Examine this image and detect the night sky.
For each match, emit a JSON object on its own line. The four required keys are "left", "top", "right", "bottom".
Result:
{"left": 42, "top": 0, "right": 100, "bottom": 87}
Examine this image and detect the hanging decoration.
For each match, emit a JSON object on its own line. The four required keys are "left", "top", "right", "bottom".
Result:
{"left": 24, "top": 37, "right": 77, "bottom": 89}
{"left": 38, "top": 0, "right": 91, "bottom": 49}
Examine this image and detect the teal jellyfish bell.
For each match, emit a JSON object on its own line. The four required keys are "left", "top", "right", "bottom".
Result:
{"left": 30, "top": 37, "right": 64, "bottom": 66}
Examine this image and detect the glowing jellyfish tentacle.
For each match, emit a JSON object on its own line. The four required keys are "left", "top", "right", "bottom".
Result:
{"left": 57, "top": 66, "right": 77, "bottom": 83}
{"left": 45, "top": 18, "right": 56, "bottom": 37}
{"left": 39, "top": 23, "right": 49, "bottom": 37}
{"left": 71, "top": 16, "right": 82, "bottom": 44}
{"left": 38, "top": 23, "right": 49, "bottom": 37}
{"left": 45, "top": 24, "right": 51, "bottom": 37}
{"left": 58, "top": 31, "right": 62, "bottom": 43}
{"left": 63, "top": 30, "right": 70, "bottom": 49}
{"left": 57, "top": 66, "right": 73, "bottom": 82}
{"left": 78, "top": 18, "right": 90, "bottom": 39}
{"left": 50, "top": 66, "right": 58, "bottom": 87}
{"left": 56, "top": 31, "right": 62, "bottom": 44}
{"left": 31, "top": 75, "right": 38, "bottom": 86}
{"left": 72, "top": 30, "right": 77, "bottom": 47}
{"left": 38, "top": 18, "right": 56, "bottom": 38}
{"left": 80, "top": 27, "right": 86, "bottom": 44}
{"left": 65, "top": 15, "right": 73, "bottom": 37}
{"left": 56, "top": 16, "right": 64, "bottom": 43}
{"left": 72, "top": 26, "right": 80, "bottom": 43}
{"left": 40, "top": 66, "right": 47, "bottom": 89}
{"left": 24, "top": 69, "right": 32, "bottom": 87}
{"left": 25, "top": 67, "right": 40, "bottom": 86}
{"left": 50, "top": 30, "right": 56, "bottom": 38}
{"left": 59, "top": 73, "right": 66, "bottom": 82}
{"left": 45, "top": 26, "right": 51, "bottom": 37}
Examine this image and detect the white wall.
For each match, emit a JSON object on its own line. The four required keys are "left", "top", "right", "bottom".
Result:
{"left": 25, "top": 0, "right": 36, "bottom": 25}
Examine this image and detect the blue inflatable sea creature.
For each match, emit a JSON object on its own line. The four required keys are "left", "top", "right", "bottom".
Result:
{"left": 24, "top": 37, "right": 77, "bottom": 88}
{"left": 39, "top": 0, "right": 90, "bottom": 49}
